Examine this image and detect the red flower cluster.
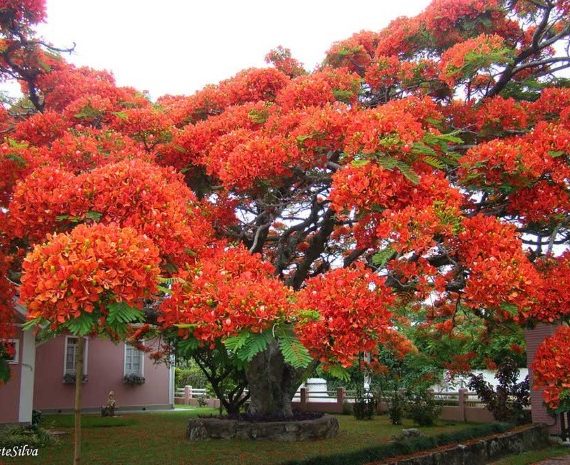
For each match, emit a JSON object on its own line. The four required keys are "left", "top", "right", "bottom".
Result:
{"left": 324, "top": 31, "right": 379, "bottom": 74}
{"left": 532, "top": 326, "right": 570, "bottom": 410}
{"left": 159, "top": 246, "right": 292, "bottom": 342}
{"left": 527, "top": 253, "right": 570, "bottom": 323}
{"left": 265, "top": 46, "right": 305, "bottom": 78}
{"left": 10, "top": 159, "right": 213, "bottom": 267}
{"left": 458, "top": 215, "right": 539, "bottom": 317}
{"left": 439, "top": 34, "right": 510, "bottom": 85}
{"left": 0, "top": 0, "right": 46, "bottom": 25}
{"left": 296, "top": 265, "right": 395, "bottom": 367}
{"left": 20, "top": 223, "right": 160, "bottom": 326}
{"left": 275, "top": 68, "right": 361, "bottom": 111}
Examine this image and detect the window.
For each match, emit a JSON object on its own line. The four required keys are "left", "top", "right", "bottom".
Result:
{"left": 124, "top": 344, "right": 144, "bottom": 376}
{"left": 64, "top": 337, "right": 88, "bottom": 375}
{"left": 5, "top": 339, "right": 19, "bottom": 364}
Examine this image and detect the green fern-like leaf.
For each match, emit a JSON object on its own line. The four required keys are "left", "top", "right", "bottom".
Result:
{"left": 278, "top": 335, "right": 313, "bottom": 369}
{"left": 376, "top": 156, "right": 398, "bottom": 170}
{"left": 327, "top": 364, "right": 351, "bottom": 382}
{"left": 177, "top": 337, "right": 200, "bottom": 357}
{"left": 396, "top": 161, "right": 420, "bottom": 185}
{"left": 423, "top": 156, "right": 446, "bottom": 169}
{"left": 65, "top": 312, "right": 97, "bottom": 336}
{"left": 372, "top": 247, "right": 395, "bottom": 266}
{"left": 107, "top": 302, "right": 144, "bottom": 325}
{"left": 238, "top": 331, "right": 273, "bottom": 362}
{"left": 223, "top": 332, "right": 251, "bottom": 352}
{"left": 351, "top": 159, "right": 370, "bottom": 167}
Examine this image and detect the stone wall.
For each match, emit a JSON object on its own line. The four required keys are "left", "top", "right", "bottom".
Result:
{"left": 379, "top": 424, "right": 549, "bottom": 465}
{"left": 187, "top": 414, "right": 339, "bottom": 441}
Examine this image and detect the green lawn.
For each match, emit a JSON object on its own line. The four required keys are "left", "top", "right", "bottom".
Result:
{"left": 490, "top": 445, "right": 570, "bottom": 464}
{"left": 8, "top": 408, "right": 481, "bottom": 465}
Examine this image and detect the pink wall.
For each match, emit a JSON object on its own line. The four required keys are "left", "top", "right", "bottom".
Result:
{"left": 526, "top": 323, "right": 561, "bottom": 435}
{"left": 0, "top": 328, "right": 23, "bottom": 423}
{"left": 34, "top": 335, "right": 171, "bottom": 412}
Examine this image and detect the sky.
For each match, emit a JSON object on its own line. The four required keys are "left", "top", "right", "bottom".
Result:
{"left": 35, "top": 0, "right": 431, "bottom": 99}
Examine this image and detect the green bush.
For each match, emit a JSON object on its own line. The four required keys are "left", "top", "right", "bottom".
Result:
{"left": 278, "top": 423, "right": 512, "bottom": 465}
{"left": 406, "top": 390, "right": 442, "bottom": 426}
{"left": 0, "top": 425, "right": 53, "bottom": 448}
{"left": 175, "top": 364, "right": 209, "bottom": 389}
{"left": 388, "top": 393, "right": 405, "bottom": 425}
{"left": 341, "top": 401, "right": 353, "bottom": 415}
{"left": 353, "top": 398, "right": 375, "bottom": 420}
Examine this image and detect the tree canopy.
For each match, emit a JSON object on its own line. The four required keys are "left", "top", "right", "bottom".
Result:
{"left": 1, "top": 0, "right": 570, "bottom": 413}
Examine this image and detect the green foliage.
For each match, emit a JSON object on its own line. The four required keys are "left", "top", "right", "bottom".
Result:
{"left": 175, "top": 363, "right": 210, "bottom": 389}
{"left": 248, "top": 108, "right": 269, "bottom": 124}
{"left": 332, "top": 88, "right": 356, "bottom": 103}
{"left": 326, "top": 364, "right": 351, "bottom": 382}
{"left": 395, "top": 160, "right": 420, "bottom": 185}
{"left": 388, "top": 393, "right": 404, "bottom": 425}
{"left": 105, "top": 302, "right": 144, "bottom": 338}
{"left": 277, "top": 334, "right": 313, "bottom": 369}
{"left": 279, "top": 423, "right": 512, "bottom": 465}
{"left": 107, "top": 302, "right": 144, "bottom": 326}
{"left": 0, "top": 358, "right": 9, "bottom": 383}
{"left": 371, "top": 247, "right": 395, "bottom": 266}
{"left": 0, "top": 425, "right": 54, "bottom": 448}
{"left": 176, "top": 337, "right": 200, "bottom": 358}
{"left": 74, "top": 103, "right": 104, "bottom": 120}
{"left": 41, "top": 415, "right": 136, "bottom": 429}
{"left": 64, "top": 312, "right": 97, "bottom": 337}
{"left": 451, "top": 47, "right": 514, "bottom": 82}
{"left": 405, "top": 390, "right": 442, "bottom": 426}
{"left": 376, "top": 155, "right": 398, "bottom": 170}
{"left": 352, "top": 389, "right": 377, "bottom": 420}
{"left": 123, "top": 374, "right": 145, "bottom": 385}
{"left": 224, "top": 330, "right": 272, "bottom": 362}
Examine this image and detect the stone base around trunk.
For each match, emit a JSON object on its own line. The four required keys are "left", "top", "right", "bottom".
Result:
{"left": 186, "top": 414, "right": 339, "bottom": 441}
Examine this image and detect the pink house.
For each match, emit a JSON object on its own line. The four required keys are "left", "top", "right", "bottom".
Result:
{"left": 1, "top": 309, "right": 174, "bottom": 424}
{"left": 0, "top": 310, "right": 35, "bottom": 424}
{"left": 525, "top": 323, "right": 561, "bottom": 436}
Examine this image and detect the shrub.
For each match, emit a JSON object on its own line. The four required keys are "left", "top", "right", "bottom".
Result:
{"left": 405, "top": 390, "right": 442, "bottom": 426}
{"left": 388, "top": 392, "right": 405, "bottom": 425}
{"left": 0, "top": 425, "right": 54, "bottom": 448}
{"left": 279, "top": 423, "right": 512, "bottom": 465}
{"left": 175, "top": 364, "right": 210, "bottom": 389}
{"left": 31, "top": 410, "right": 42, "bottom": 429}
{"left": 353, "top": 398, "right": 375, "bottom": 420}
{"left": 196, "top": 393, "right": 208, "bottom": 408}
{"left": 467, "top": 357, "right": 530, "bottom": 424}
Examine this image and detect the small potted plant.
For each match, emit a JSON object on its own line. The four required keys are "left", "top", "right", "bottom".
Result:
{"left": 63, "top": 373, "right": 88, "bottom": 384}
{"left": 123, "top": 373, "right": 145, "bottom": 385}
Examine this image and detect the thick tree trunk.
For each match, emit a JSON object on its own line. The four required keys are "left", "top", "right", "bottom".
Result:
{"left": 245, "top": 341, "right": 302, "bottom": 418}
{"left": 73, "top": 337, "right": 85, "bottom": 465}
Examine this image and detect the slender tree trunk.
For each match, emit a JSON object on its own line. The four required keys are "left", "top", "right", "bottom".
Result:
{"left": 73, "top": 337, "right": 85, "bottom": 465}
{"left": 245, "top": 341, "right": 302, "bottom": 418}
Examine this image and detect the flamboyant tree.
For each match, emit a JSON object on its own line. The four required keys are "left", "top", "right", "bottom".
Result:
{"left": 1, "top": 0, "right": 570, "bottom": 420}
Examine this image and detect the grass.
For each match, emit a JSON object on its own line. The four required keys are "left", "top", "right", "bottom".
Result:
{"left": 43, "top": 415, "right": 138, "bottom": 429}
{"left": 6, "top": 408, "right": 486, "bottom": 465}
{"left": 490, "top": 445, "right": 570, "bottom": 464}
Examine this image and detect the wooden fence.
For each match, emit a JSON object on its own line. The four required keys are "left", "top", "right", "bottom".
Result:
{"left": 174, "top": 386, "right": 499, "bottom": 423}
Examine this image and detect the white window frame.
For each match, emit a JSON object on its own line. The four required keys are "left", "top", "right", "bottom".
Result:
{"left": 123, "top": 343, "right": 145, "bottom": 377}
{"left": 63, "top": 336, "right": 88, "bottom": 376}
{"left": 6, "top": 339, "right": 19, "bottom": 364}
